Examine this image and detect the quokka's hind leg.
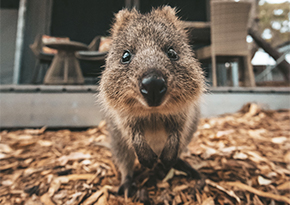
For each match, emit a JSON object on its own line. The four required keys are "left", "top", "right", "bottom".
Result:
{"left": 109, "top": 129, "right": 136, "bottom": 197}
{"left": 117, "top": 174, "right": 137, "bottom": 197}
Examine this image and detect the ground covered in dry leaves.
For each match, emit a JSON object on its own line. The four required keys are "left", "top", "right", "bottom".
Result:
{"left": 1, "top": 103, "right": 290, "bottom": 205}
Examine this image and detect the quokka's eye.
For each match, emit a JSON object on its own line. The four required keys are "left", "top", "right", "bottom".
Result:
{"left": 167, "top": 47, "right": 179, "bottom": 61}
{"left": 121, "top": 50, "right": 132, "bottom": 64}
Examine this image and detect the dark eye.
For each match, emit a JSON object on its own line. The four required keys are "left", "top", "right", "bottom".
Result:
{"left": 167, "top": 48, "right": 179, "bottom": 61}
{"left": 121, "top": 50, "right": 132, "bottom": 64}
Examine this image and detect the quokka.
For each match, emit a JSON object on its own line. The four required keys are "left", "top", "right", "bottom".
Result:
{"left": 98, "top": 6, "right": 205, "bottom": 197}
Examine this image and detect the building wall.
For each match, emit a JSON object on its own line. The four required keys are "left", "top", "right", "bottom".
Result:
{"left": 19, "top": 0, "right": 52, "bottom": 84}
{"left": 0, "top": 9, "right": 18, "bottom": 84}
{"left": 140, "top": 0, "right": 207, "bottom": 21}
{"left": 50, "top": 0, "right": 125, "bottom": 44}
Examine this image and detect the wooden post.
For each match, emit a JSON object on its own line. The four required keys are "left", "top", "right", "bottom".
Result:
{"left": 13, "top": 0, "right": 27, "bottom": 84}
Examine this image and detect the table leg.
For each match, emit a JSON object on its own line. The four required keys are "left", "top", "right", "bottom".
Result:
{"left": 44, "top": 51, "right": 84, "bottom": 85}
{"left": 64, "top": 55, "right": 69, "bottom": 84}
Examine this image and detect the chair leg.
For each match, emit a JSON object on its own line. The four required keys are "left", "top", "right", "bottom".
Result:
{"left": 31, "top": 60, "right": 41, "bottom": 84}
{"left": 64, "top": 56, "right": 69, "bottom": 84}
{"left": 211, "top": 55, "right": 217, "bottom": 87}
{"left": 243, "top": 56, "right": 256, "bottom": 87}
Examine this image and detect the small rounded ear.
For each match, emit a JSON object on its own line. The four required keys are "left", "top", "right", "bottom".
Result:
{"left": 151, "top": 6, "right": 179, "bottom": 23}
{"left": 151, "top": 6, "right": 185, "bottom": 30}
{"left": 111, "top": 8, "right": 139, "bottom": 38}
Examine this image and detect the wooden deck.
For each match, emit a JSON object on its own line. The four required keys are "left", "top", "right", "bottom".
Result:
{"left": 0, "top": 85, "right": 289, "bottom": 128}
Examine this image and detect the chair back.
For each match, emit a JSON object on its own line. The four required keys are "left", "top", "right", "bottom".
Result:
{"left": 88, "top": 36, "right": 101, "bottom": 51}
{"left": 29, "top": 34, "right": 44, "bottom": 58}
{"left": 210, "top": 1, "right": 251, "bottom": 56}
{"left": 29, "top": 34, "right": 57, "bottom": 61}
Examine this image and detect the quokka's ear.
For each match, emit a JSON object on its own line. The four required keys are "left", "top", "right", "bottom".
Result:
{"left": 110, "top": 8, "right": 139, "bottom": 37}
{"left": 151, "top": 6, "right": 185, "bottom": 31}
{"left": 151, "top": 6, "right": 179, "bottom": 24}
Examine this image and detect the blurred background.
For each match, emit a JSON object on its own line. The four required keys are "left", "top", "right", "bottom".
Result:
{"left": 0, "top": 0, "right": 289, "bottom": 127}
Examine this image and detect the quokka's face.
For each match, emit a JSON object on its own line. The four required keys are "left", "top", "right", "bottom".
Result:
{"left": 99, "top": 7, "right": 204, "bottom": 116}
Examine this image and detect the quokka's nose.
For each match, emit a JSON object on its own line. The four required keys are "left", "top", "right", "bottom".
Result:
{"left": 140, "top": 73, "right": 167, "bottom": 107}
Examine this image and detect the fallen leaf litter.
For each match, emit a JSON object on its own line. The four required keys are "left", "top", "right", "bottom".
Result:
{"left": 0, "top": 103, "right": 289, "bottom": 204}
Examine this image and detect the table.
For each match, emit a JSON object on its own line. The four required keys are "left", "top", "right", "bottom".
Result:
{"left": 76, "top": 51, "right": 107, "bottom": 61}
{"left": 44, "top": 41, "right": 88, "bottom": 85}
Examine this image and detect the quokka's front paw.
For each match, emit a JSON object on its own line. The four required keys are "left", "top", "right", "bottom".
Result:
{"left": 137, "top": 149, "right": 158, "bottom": 169}
{"left": 159, "top": 146, "right": 178, "bottom": 169}
{"left": 173, "top": 158, "right": 201, "bottom": 179}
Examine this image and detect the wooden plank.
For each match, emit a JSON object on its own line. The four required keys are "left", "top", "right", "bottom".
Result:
{"left": 248, "top": 28, "right": 290, "bottom": 82}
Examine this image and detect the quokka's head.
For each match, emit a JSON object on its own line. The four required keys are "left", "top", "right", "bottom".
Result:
{"left": 99, "top": 6, "right": 205, "bottom": 116}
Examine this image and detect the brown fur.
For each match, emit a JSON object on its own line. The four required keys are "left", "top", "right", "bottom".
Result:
{"left": 98, "top": 6, "right": 205, "bottom": 194}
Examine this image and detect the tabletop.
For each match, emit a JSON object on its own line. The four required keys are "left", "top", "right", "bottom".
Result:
{"left": 76, "top": 51, "right": 107, "bottom": 61}
{"left": 45, "top": 41, "right": 88, "bottom": 52}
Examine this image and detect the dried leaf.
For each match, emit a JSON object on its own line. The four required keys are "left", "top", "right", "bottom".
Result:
{"left": 38, "top": 140, "right": 52, "bottom": 147}
{"left": 67, "top": 174, "right": 95, "bottom": 181}
{"left": 0, "top": 143, "right": 12, "bottom": 153}
{"left": 284, "top": 151, "right": 290, "bottom": 163}
{"left": 48, "top": 176, "right": 69, "bottom": 197}
{"left": 162, "top": 168, "right": 175, "bottom": 182}
{"left": 201, "top": 145, "right": 217, "bottom": 159}
{"left": 82, "top": 187, "right": 108, "bottom": 205}
{"left": 24, "top": 126, "right": 47, "bottom": 135}
{"left": 173, "top": 184, "right": 189, "bottom": 193}
{"left": 276, "top": 181, "right": 290, "bottom": 190}
{"left": 40, "top": 193, "right": 55, "bottom": 205}
{"left": 0, "top": 161, "right": 18, "bottom": 171}
{"left": 233, "top": 152, "right": 248, "bottom": 160}
{"left": 58, "top": 152, "right": 91, "bottom": 165}
{"left": 206, "top": 179, "right": 241, "bottom": 204}
{"left": 174, "top": 193, "right": 183, "bottom": 204}
{"left": 216, "top": 129, "right": 235, "bottom": 138}
{"left": 95, "top": 187, "right": 109, "bottom": 205}
{"left": 253, "top": 195, "right": 264, "bottom": 205}
{"left": 271, "top": 136, "right": 287, "bottom": 144}
{"left": 201, "top": 196, "right": 215, "bottom": 205}
{"left": 157, "top": 181, "right": 170, "bottom": 189}
{"left": 257, "top": 176, "right": 272, "bottom": 186}
{"left": 174, "top": 169, "right": 187, "bottom": 176}
{"left": 226, "top": 181, "right": 290, "bottom": 204}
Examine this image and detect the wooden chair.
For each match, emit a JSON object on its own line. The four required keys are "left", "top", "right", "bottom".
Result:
{"left": 76, "top": 36, "right": 108, "bottom": 83}
{"left": 88, "top": 36, "right": 101, "bottom": 51}
{"left": 29, "top": 34, "right": 54, "bottom": 84}
{"left": 195, "top": 0, "right": 256, "bottom": 87}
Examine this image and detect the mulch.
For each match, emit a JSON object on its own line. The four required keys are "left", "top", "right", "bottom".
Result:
{"left": 1, "top": 103, "right": 289, "bottom": 205}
